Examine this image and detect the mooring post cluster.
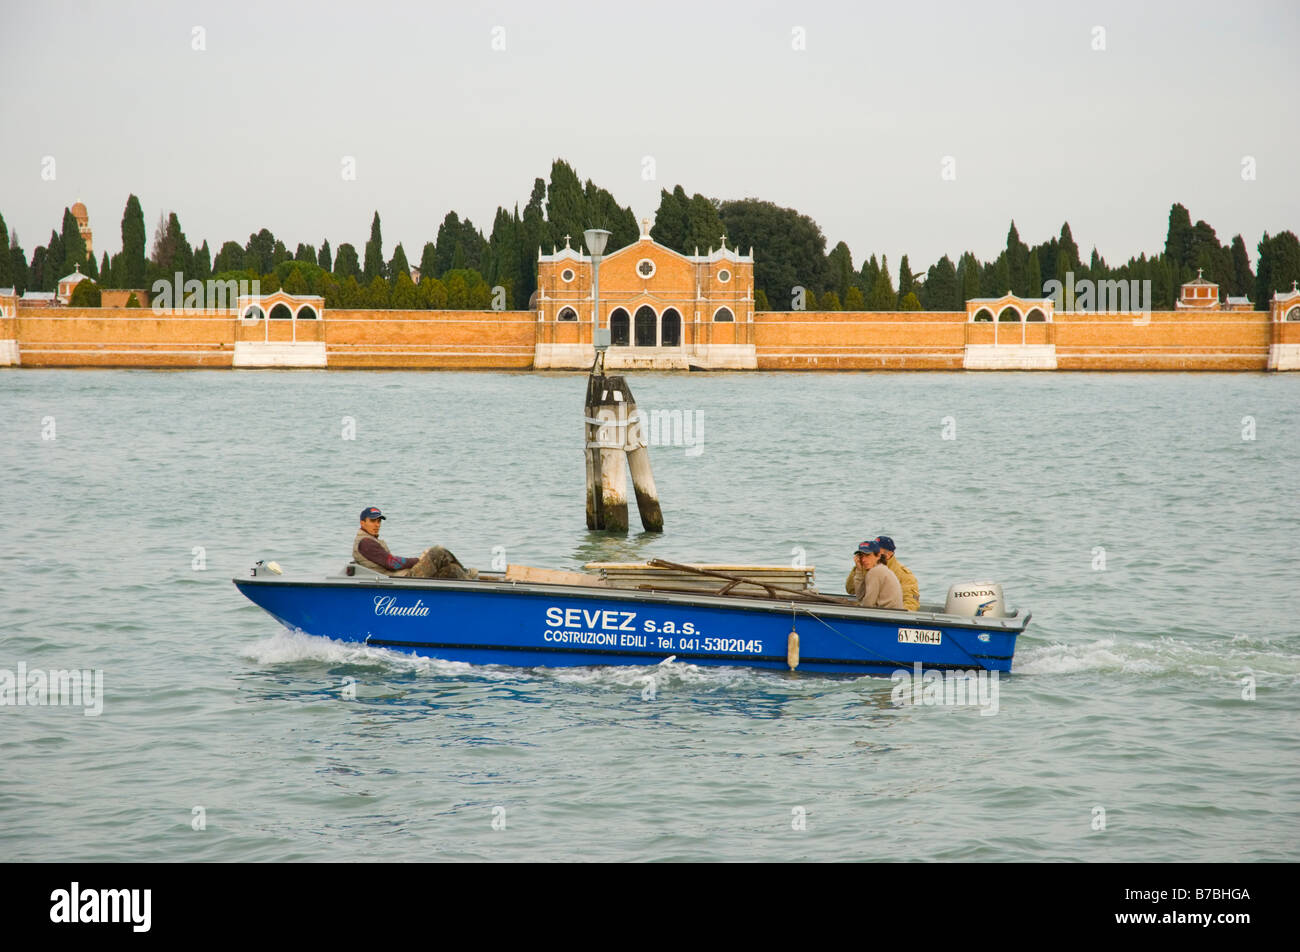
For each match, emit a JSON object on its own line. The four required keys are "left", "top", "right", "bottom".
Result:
{"left": 584, "top": 374, "right": 663, "bottom": 533}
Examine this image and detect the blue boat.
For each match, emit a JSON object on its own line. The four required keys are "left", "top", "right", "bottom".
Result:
{"left": 233, "top": 560, "right": 1031, "bottom": 675}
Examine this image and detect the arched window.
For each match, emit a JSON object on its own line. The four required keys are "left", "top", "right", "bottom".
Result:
{"left": 557, "top": 307, "right": 578, "bottom": 321}
{"left": 610, "top": 308, "right": 630, "bottom": 346}
{"left": 269, "top": 303, "right": 293, "bottom": 320}
{"left": 1287, "top": 306, "right": 1300, "bottom": 322}
{"left": 242, "top": 305, "right": 265, "bottom": 322}
{"left": 997, "top": 307, "right": 1020, "bottom": 322}
{"left": 296, "top": 305, "right": 318, "bottom": 320}
{"left": 972, "top": 308, "right": 993, "bottom": 322}
{"left": 1025, "top": 308, "right": 1046, "bottom": 322}
{"left": 713, "top": 307, "right": 734, "bottom": 322}
{"left": 661, "top": 308, "right": 682, "bottom": 347}
{"left": 634, "top": 305, "right": 657, "bottom": 347}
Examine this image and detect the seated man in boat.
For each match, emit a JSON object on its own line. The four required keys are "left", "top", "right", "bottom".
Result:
{"left": 874, "top": 536, "right": 919, "bottom": 611}
{"left": 852, "top": 540, "right": 903, "bottom": 610}
{"left": 352, "top": 507, "right": 476, "bottom": 579}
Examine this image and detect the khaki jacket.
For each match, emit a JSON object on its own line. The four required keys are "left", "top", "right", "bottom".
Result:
{"left": 353, "top": 528, "right": 396, "bottom": 574}
{"left": 883, "top": 556, "right": 920, "bottom": 612}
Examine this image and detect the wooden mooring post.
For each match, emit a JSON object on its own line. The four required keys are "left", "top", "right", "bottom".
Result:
{"left": 585, "top": 369, "right": 664, "bottom": 533}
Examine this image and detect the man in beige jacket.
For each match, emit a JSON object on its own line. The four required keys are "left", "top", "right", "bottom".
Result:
{"left": 874, "top": 535, "right": 919, "bottom": 611}
{"left": 852, "top": 540, "right": 904, "bottom": 610}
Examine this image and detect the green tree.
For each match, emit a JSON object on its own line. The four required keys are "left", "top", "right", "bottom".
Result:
{"left": 150, "top": 212, "right": 193, "bottom": 279}
{"left": 194, "top": 241, "right": 211, "bottom": 281}
{"left": 388, "top": 243, "right": 410, "bottom": 284}
{"left": 1229, "top": 235, "right": 1254, "bottom": 303}
{"left": 900, "top": 291, "right": 922, "bottom": 311}
{"left": 923, "top": 255, "right": 960, "bottom": 310}
{"left": 544, "top": 159, "right": 587, "bottom": 249}
{"left": 485, "top": 208, "right": 521, "bottom": 306}
{"left": 98, "top": 252, "right": 110, "bottom": 287}
{"left": 10, "top": 234, "right": 28, "bottom": 295}
{"left": 0, "top": 212, "right": 12, "bottom": 288}
{"left": 651, "top": 186, "right": 689, "bottom": 251}
{"left": 1058, "top": 222, "right": 1081, "bottom": 274}
{"left": 30, "top": 245, "right": 48, "bottom": 293}
{"left": 61, "top": 208, "right": 88, "bottom": 275}
{"left": 271, "top": 240, "right": 290, "bottom": 268}
{"left": 1005, "top": 221, "right": 1029, "bottom": 296}
{"left": 867, "top": 255, "right": 895, "bottom": 309}
{"left": 125, "top": 292, "right": 141, "bottom": 307}
{"left": 827, "top": 241, "right": 853, "bottom": 301}
{"left": 1255, "top": 231, "right": 1300, "bottom": 308}
{"left": 213, "top": 241, "right": 244, "bottom": 273}
{"left": 69, "top": 279, "right": 101, "bottom": 306}
{"left": 754, "top": 288, "right": 770, "bottom": 310}
{"left": 318, "top": 240, "right": 332, "bottom": 273}
{"left": 244, "top": 228, "right": 275, "bottom": 274}
{"left": 897, "top": 254, "right": 915, "bottom": 307}
{"left": 820, "top": 290, "right": 841, "bottom": 310}
{"left": 518, "top": 177, "right": 548, "bottom": 306}
{"left": 843, "top": 285, "right": 865, "bottom": 310}
{"left": 419, "top": 276, "right": 448, "bottom": 309}
{"left": 1026, "top": 250, "right": 1042, "bottom": 299}
{"left": 121, "top": 194, "right": 147, "bottom": 288}
{"left": 718, "top": 198, "right": 828, "bottom": 311}
{"left": 445, "top": 272, "right": 469, "bottom": 308}
{"left": 363, "top": 274, "right": 390, "bottom": 308}
{"left": 1164, "top": 203, "right": 1193, "bottom": 270}
{"left": 334, "top": 243, "right": 360, "bottom": 280}
{"left": 363, "top": 212, "right": 385, "bottom": 283}
{"left": 295, "top": 242, "right": 316, "bottom": 263}
{"left": 391, "top": 270, "right": 418, "bottom": 308}
{"left": 958, "top": 252, "right": 980, "bottom": 303}
{"left": 44, "top": 230, "right": 64, "bottom": 291}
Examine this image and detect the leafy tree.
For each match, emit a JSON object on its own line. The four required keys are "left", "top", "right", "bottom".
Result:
{"left": 958, "top": 252, "right": 981, "bottom": 303}
{"left": 363, "top": 274, "right": 390, "bottom": 308}
{"left": 0, "top": 212, "right": 12, "bottom": 288}
{"left": 1164, "top": 203, "right": 1193, "bottom": 270}
{"left": 388, "top": 243, "right": 410, "bottom": 284}
{"left": 69, "top": 279, "right": 101, "bottom": 306}
{"left": 1256, "top": 231, "right": 1300, "bottom": 308}
{"left": 10, "top": 234, "right": 28, "bottom": 295}
{"left": 271, "top": 240, "right": 290, "bottom": 268}
{"left": 418, "top": 276, "right": 448, "bottom": 309}
{"left": 213, "top": 241, "right": 244, "bottom": 273}
{"left": 445, "top": 271, "right": 469, "bottom": 309}
{"left": 544, "top": 159, "right": 587, "bottom": 249}
{"left": 923, "top": 255, "right": 960, "bottom": 310}
{"left": 391, "top": 270, "right": 418, "bottom": 308}
{"left": 866, "top": 255, "right": 895, "bottom": 309}
{"left": 150, "top": 212, "right": 193, "bottom": 279}
{"left": 1026, "top": 251, "right": 1042, "bottom": 299}
{"left": 827, "top": 241, "right": 853, "bottom": 301}
{"left": 244, "top": 228, "right": 275, "bottom": 274}
{"left": 295, "top": 243, "right": 316, "bottom": 263}
{"left": 820, "top": 290, "right": 841, "bottom": 310}
{"left": 1229, "top": 235, "right": 1254, "bottom": 302}
{"left": 485, "top": 208, "right": 520, "bottom": 307}
{"left": 900, "top": 291, "right": 922, "bottom": 311}
{"left": 318, "top": 240, "right": 332, "bottom": 273}
{"left": 334, "top": 243, "right": 360, "bottom": 280}
{"left": 194, "top": 241, "right": 211, "bottom": 281}
{"left": 125, "top": 292, "right": 140, "bottom": 307}
{"left": 363, "top": 212, "right": 385, "bottom": 282}
{"left": 717, "top": 198, "right": 827, "bottom": 310}
{"left": 897, "top": 254, "right": 915, "bottom": 306}
{"left": 121, "top": 194, "right": 147, "bottom": 288}
{"left": 651, "top": 186, "right": 688, "bottom": 251}
{"left": 282, "top": 267, "right": 309, "bottom": 295}
{"left": 843, "top": 285, "right": 865, "bottom": 310}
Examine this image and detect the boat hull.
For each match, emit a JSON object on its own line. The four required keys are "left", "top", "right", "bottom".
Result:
{"left": 233, "top": 574, "right": 1028, "bottom": 675}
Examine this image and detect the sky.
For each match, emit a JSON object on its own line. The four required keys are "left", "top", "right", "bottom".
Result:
{"left": 2, "top": 0, "right": 1298, "bottom": 272}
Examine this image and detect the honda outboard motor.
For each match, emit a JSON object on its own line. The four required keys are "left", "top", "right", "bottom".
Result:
{"left": 945, "top": 582, "right": 1005, "bottom": 618}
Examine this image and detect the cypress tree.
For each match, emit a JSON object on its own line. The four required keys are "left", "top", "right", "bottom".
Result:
{"left": 61, "top": 207, "right": 88, "bottom": 273}
{"left": 518, "top": 178, "right": 548, "bottom": 306}
{"left": 271, "top": 239, "right": 289, "bottom": 268}
{"left": 363, "top": 212, "right": 385, "bottom": 282}
{"left": 1229, "top": 235, "right": 1253, "bottom": 303}
{"left": 1005, "top": 221, "right": 1028, "bottom": 295}
{"left": 843, "top": 286, "right": 865, "bottom": 310}
{"left": 924, "top": 255, "right": 959, "bottom": 310}
{"left": 295, "top": 243, "right": 316, "bottom": 263}
{"left": 433, "top": 212, "right": 462, "bottom": 277}
{"left": 318, "top": 240, "right": 332, "bottom": 273}
{"left": 213, "top": 241, "right": 244, "bottom": 273}
{"left": 1026, "top": 251, "right": 1042, "bottom": 299}
{"left": 897, "top": 254, "right": 915, "bottom": 306}
{"left": 958, "top": 252, "right": 981, "bottom": 303}
{"left": 99, "top": 252, "right": 110, "bottom": 287}
{"left": 418, "top": 241, "right": 438, "bottom": 283}
{"left": 1164, "top": 203, "right": 1193, "bottom": 270}
{"left": 1058, "top": 222, "right": 1080, "bottom": 274}
{"left": 8, "top": 233, "right": 25, "bottom": 295}
{"left": 334, "top": 243, "right": 360, "bottom": 280}
{"left": 388, "top": 243, "right": 410, "bottom": 284}
{"left": 651, "top": 186, "right": 688, "bottom": 251}
{"left": 867, "top": 255, "right": 895, "bottom": 310}
{"left": 121, "top": 194, "right": 147, "bottom": 288}
{"left": 0, "top": 213, "right": 11, "bottom": 288}
{"left": 30, "top": 246, "right": 48, "bottom": 292}
{"left": 45, "top": 231, "right": 64, "bottom": 291}
{"left": 194, "top": 240, "right": 211, "bottom": 281}
{"left": 827, "top": 242, "right": 853, "bottom": 301}
{"left": 544, "top": 159, "right": 587, "bottom": 249}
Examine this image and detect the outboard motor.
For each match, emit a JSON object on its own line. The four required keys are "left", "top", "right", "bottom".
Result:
{"left": 945, "top": 582, "right": 1005, "bottom": 618}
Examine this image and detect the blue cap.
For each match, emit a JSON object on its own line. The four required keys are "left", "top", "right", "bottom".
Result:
{"left": 360, "top": 507, "right": 386, "bottom": 521}
{"left": 875, "top": 535, "right": 896, "bottom": 552}
{"left": 855, "top": 540, "right": 880, "bottom": 555}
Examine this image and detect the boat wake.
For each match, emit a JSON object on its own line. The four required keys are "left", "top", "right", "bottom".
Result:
{"left": 1016, "top": 633, "right": 1300, "bottom": 683}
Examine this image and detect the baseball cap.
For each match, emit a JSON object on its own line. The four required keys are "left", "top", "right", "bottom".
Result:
{"left": 874, "top": 535, "right": 896, "bottom": 552}
{"left": 360, "top": 507, "right": 386, "bottom": 521}
{"left": 854, "top": 540, "right": 880, "bottom": 555}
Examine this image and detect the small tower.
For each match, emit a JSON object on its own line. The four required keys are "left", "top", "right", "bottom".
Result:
{"left": 71, "top": 201, "right": 92, "bottom": 258}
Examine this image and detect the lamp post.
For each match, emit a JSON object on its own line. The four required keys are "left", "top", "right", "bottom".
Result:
{"left": 584, "top": 228, "right": 611, "bottom": 368}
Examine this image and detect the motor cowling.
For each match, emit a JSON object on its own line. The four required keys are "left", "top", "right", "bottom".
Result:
{"left": 945, "top": 582, "right": 1005, "bottom": 618}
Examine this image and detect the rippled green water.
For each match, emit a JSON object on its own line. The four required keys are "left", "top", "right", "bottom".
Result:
{"left": 2, "top": 369, "right": 1297, "bottom": 861}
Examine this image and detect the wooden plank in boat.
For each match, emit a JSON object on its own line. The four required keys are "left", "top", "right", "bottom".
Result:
{"left": 505, "top": 564, "right": 607, "bottom": 586}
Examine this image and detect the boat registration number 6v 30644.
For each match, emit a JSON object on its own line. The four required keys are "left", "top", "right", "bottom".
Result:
{"left": 898, "top": 628, "right": 942, "bottom": 645}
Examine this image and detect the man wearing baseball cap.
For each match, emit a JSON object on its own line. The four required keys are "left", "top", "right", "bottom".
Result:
{"left": 851, "top": 540, "right": 903, "bottom": 610}
{"left": 874, "top": 535, "right": 919, "bottom": 612}
{"left": 352, "top": 507, "right": 476, "bottom": 580}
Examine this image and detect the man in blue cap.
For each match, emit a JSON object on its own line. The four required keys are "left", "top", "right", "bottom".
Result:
{"left": 874, "top": 535, "right": 919, "bottom": 612}
{"left": 352, "top": 506, "right": 475, "bottom": 579}
{"left": 851, "top": 540, "right": 903, "bottom": 610}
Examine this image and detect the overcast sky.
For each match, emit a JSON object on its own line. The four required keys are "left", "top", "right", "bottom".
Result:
{"left": 2, "top": 0, "right": 1297, "bottom": 271}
